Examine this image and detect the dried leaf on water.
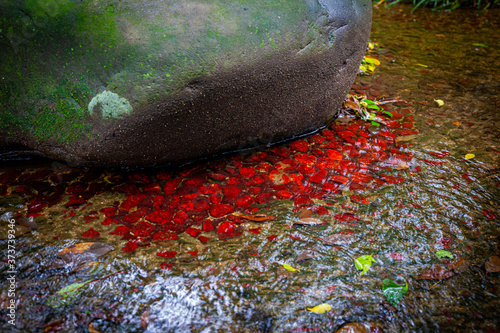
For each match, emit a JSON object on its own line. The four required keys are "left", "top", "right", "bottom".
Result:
{"left": 298, "top": 208, "right": 313, "bottom": 219}
{"left": 354, "top": 254, "right": 375, "bottom": 275}
{"left": 323, "top": 232, "right": 363, "bottom": 246}
{"left": 485, "top": 255, "right": 500, "bottom": 273}
{"left": 382, "top": 278, "right": 408, "bottom": 307}
{"left": 297, "top": 250, "right": 317, "bottom": 262}
{"left": 436, "top": 250, "right": 454, "bottom": 259}
{"left": 293, "top": 218, "right": 327, "bottom": 226}
{"left": 448, "top": 257, "right": 469, "bottom": 274}
{"left": 307, "top": 303, "right": 332, "bottom": 314}
{"left": 335, "top": 323, "right": 368, "bottom": 333}
{"left": 417, "top": 266, "right": 454, "bottom": 279}
{"left": 240, "top": 214, "right": 276, "bottom": 222}
{"left": 54, "top": 242, "right": 114, "bottom": 268}
{"left": 395, "top": 135, "right": 417, "bottom": 144}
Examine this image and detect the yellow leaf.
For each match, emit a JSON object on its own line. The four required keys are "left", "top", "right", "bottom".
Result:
{"left": 282, "top": 263, "right": 298, "bottom": 272}
{"left": 307, "top": 303, "right": 332, "bottom": 314}
{"left": 434, "top": 99, "right": 444, "bottom": 107}
{"left": 465, "top": 154, "right": 475, "bottom": 160}
{"left": 416, "top": 63, "right": 428, "bottom": 67}
{"left": 368, "top": 42, "right": 375, "bottom": 50}
{"left": 365, "top": 56, "right": 380, "bottom": 66}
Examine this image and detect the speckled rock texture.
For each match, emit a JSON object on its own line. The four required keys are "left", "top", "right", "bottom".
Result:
{"left": 0, "top": 0, "right": 372, "bottom": 167}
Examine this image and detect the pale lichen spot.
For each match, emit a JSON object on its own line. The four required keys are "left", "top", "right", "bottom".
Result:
{"left": 88, "top": 91, "right": 133, "bottom": 119}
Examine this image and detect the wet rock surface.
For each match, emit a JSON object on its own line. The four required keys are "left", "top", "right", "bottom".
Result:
{"left": 0, "top": 0, "right": 372, "bottom": 167}
{"left": 0, "top": 4, "right": 499, "bottom": 333}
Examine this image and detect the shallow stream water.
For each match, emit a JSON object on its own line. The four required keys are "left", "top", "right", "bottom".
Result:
{"left": 1, "top": 4, "right": 499, "bottom": 333}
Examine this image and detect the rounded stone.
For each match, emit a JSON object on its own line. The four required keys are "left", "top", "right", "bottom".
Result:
{"left": 0, "top": 0, "right": 372, "bottom": 167}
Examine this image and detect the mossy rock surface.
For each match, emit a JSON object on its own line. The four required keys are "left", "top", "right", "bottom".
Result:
{"left": 0, "top": 0, "right": 372, "bottom": 166}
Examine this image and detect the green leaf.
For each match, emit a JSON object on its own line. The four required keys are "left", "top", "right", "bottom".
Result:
{"left": 472, "top": 43, "right": 489, "bottom": 48}
{"left": 363, "top": 57, "right": 376, "bottom": 65}
{"left": 371, "top": 121, "right": 380, "bottom": 126}
{"left": 354, "top": 254, "right": 375, "bottom": 275}
{"left": 382, "top": 278, "right": 408, "bottom": 307}
{"left": 362, "top": 99, "right": 380, "bottom": 110}
{"left": 47, "top": 279, "right": 93, "bottom": 308}
{"left": 382, "top": 110, "right": 393, "bottom": 118}
{"left": 56, "top": 280, "right": 93, "bottom": 296}
{"left": 436, "top": 250, "right": 454, "bottom": 259}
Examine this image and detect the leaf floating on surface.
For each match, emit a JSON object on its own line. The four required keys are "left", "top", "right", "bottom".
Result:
{"left": 282, "top": 263, "right": 298, "bottom": 272}
{"left": 485, "top": 255, "right": 500, "bottom": 273}
{"left": 293, "top": 218, "right": 327, "bottom": 226}
{"left": 307, "top": 303, "right": 332, "bottom": 314}
{"left": 434, "top": 99, "right": 444, "bottom": 107}
{"left": 382, "top": 278, "right": 408, "bottom": 308}
{"left": 417, "top": 266, "right": 454, "bottom": 279}
{"left": 354, "top": 254, "right": 375, "bottom": 275}
{"left": 436, "top": 250, "right": 454, "bottom": 259}
{"left": 464, "top": 154, "right": 475, "bottom": 160}
{"left": 472, "top": 43, "right": 489, "bottom": 48}
{"left": 240, "top": 214, "right": 276, "bottom": 222}
{"left": 323, "top": 233, "right": 362, "bottom": 246}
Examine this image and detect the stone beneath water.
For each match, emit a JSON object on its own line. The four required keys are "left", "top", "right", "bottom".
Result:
{"left": 0, "top": 0, "right": 372, "bottom": 167}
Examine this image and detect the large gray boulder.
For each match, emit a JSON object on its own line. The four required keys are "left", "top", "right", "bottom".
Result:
{"left": 0, "top": 0, "right": 372, "bottom": 167}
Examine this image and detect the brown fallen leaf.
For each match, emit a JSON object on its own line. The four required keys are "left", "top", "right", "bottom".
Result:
{"left": 323, "top": 233, "right": 363, "bottom": 246}
{"left": 336, "top": 323, "right": 367, "bottom": 333}
{"left": 293, "top": 218, "right": 327, "bottom": 226}
{"left": 395, "top": 134, "right": 417, "bottom": 144}
{"left": 298, "top": 208, "right": 313, "bottom": 219}
{"left": 58, "top": 242, "right": 94, "bottom": 256}
{"left": 448, "top": 257, "right": 469, "bottom": 274}
{"left": 344, "top": 100, "right": 360, "bottom": 110}
{"left": 240, "top": 214, "right": 276, "bottom": 222}
{"left": 417, "top": 266, "right": 454, "bottom": 280}
{"left": 394, "top": 163, "right": 410, "bottom": 170}
{"left": 485, "top": 255, "right": 500, "bottom": 273}
{"left": 297, "top": 250, "right": 317, "bottom": 262}
{"left": 54, "top": 242, "right": 114, "bottom": 268}
{"left": 276, "top": 266, "right": 296, "bottom": 280}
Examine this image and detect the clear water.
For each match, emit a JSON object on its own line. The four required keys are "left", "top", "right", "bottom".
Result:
{"left": 0, "top": 4, "right": 499, "bottom": 333}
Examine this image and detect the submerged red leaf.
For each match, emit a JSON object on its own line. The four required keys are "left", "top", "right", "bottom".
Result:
{"left": 81, "top": 228, "right": 100, "bottom": 238}
{"left": 157, "top": 250, "right": 177, "bottom": 258}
